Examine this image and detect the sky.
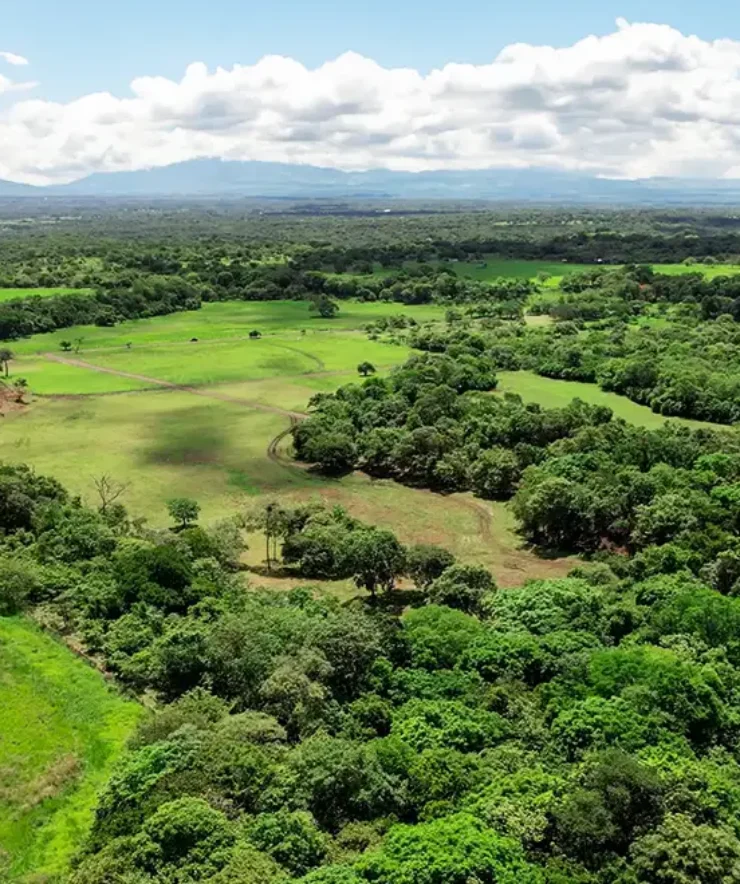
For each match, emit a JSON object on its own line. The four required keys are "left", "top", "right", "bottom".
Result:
{"left": 3, "top": 1, "right": 740, "bottom": 184}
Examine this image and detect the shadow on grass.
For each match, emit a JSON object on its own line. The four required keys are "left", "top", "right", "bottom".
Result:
{"left": 143, "top": 405, "right": 229, "bottom": 466}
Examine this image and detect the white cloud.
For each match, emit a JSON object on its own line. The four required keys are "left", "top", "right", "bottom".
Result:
{"left": 0, "top": 51, "right": 29, "bottom": 66}
{"left": 3, "top": 21, "right": 740, "bottom": 184}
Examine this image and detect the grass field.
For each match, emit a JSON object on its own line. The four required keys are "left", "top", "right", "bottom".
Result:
{"left": 10, "top": 300, "right": 444, "bottom": 357}
{"left": 435, "top": 258, "right": 740, "bottom": 285}
{"left": 0, "top": 287, "right": 91, "bottom": 303}
{"left": 497, "top": 371, "right": 726, "bottom": 430}
{"left": 444, "top": 259, "right": 603, "bottom": 282}
{"left": 0, "top": 617, "right": 141, "bottom": 881}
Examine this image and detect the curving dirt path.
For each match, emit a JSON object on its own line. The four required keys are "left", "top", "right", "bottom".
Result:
{"left": 267, "top": 416, "right": 306, "bottom": 468}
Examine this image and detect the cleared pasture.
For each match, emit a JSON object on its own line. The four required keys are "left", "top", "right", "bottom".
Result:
{"left": 497, "top": 370, "right": 727, "bottom": 430}
{"left": 10, "top": 300, "right": 445, "bottom": 356}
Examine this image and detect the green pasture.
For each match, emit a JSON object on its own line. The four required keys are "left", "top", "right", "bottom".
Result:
{"left": 442, "top": 258, "right": 740, "bottom": 285}
{"left": 650, "top": 263, "right": 740, "bottom": 278}
{"left": 497, "top": 370, "right": 727, "bottom": 430}
{"left": 0, "top": 617, "right": 141, "bottom": 881}
{"left": 10, "top": 300, "right": 445, "bottom": 356}
{"left": 1, "top": 393, "right": 316, "bottom": 520}
{"left": 11, "top": 357, "right": 151, "bottom": 394}
{"left": 444, "top": 258, "right": 603, "bottom": 282}
{"left": 80, "top": 335, "right": 413, "bottom": 390}
{"left": 0, "top": 287, "right": 91, "bottom": 304}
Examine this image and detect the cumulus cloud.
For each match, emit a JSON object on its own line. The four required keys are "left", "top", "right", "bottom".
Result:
{"left": 3, "top": 20, "right": 740, "bottom": 184}
{"left": 0, "top": 51, "right": 29, "bottom": 66}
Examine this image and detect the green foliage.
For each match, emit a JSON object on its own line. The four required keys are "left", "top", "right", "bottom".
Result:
{"left": 248, "top": 811, "right": 328, "bottom": 876}
{"left": 167, "top": 497, "right": 201, "bottom": 530}
{"left": 355, "top": 813, "right": 544, "bottom": 884}
{"left": 0, "top": 557, "right": 40, "bottom": 614}
{"left": 405, "top": 544, "right": 455, "bottom": 589}
{"left": 427, "top": 564, "right": 496, "bottom": 614}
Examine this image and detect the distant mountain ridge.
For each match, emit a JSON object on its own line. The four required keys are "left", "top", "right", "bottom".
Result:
{"left": 1, "top": 159, "right": 740, "bottom": 204}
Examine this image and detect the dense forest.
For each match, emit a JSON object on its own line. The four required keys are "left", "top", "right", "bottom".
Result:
{"left": 7, "top": 444, "right": 740, "bottom": 883}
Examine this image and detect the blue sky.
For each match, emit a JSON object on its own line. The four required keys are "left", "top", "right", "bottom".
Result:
{"left": 2, "top": 4, "right": 740, "bottom": 183}
{"left": 4, "top": 0, "right": 738, "bottom": 101}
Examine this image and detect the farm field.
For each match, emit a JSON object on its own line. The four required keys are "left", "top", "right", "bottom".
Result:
{"left": 0, "top": 617, "right": 141, "bottom": 881}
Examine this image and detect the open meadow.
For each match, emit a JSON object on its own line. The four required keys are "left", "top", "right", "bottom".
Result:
{"left": 0, "top": 618, "right": 141, "bottom": 881}
{"left": 496, "top": 370, "right": 727, "bottom": 430}
{"left": 0, "top": 297, "right": 582, "bottom": 587}
{"left": 440, "top": 258, "right": 740, "bottom": 287}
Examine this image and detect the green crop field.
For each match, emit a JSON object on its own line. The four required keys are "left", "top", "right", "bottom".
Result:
{"left": 0, "top": 287, "right": 92, "bottom": 303}
{"left": 0, "top": 617, "right": 141, "bottom": 881}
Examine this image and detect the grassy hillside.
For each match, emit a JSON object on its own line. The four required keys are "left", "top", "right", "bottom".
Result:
{"left": 0, "top": 618, "right": 142, "bottom": 881}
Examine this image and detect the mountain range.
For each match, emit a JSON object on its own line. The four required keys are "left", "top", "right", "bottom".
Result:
{"left": 1, "top": 159, "right": 740, "bottom": 204}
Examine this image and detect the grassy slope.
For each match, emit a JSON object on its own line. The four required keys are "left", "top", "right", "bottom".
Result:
{"left": 0, "top": 618, "right": 141, "bottom": 881}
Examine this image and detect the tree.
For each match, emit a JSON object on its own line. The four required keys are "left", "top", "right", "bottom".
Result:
{"left": 167, "top": 497, "right": 200, "bottom": 531}
{"left": 93, "top": 474, "right": 130, "bottom": 514}
{"left": 406, "top": 544, "right": 456, "bottom": 589}
{"left": 309, "top": 295, "right": 339, "bottom": 319}
{"left": 358, "top": 361, "right": 376, "bottom": 377}
{"left": 134, "top": 797, "right": 235, "bottom": 877}
{"left": 470, "top": 447, "right": 521, "bottom": 499}
{"left": 247, "top": 810, "right": 328, "bottom": 876}
{"left": 355, "top": 813, "right": 544, "bottom": 884}
{"left": 428, "top": 564, "right": 496, "bottom": 613}
{"left": 306, "top": 432, "right": 358, "bottom": 475}
{"left": 554, "top": 750, "right": 664, "bottom": 865}
{"left": 628, "top": 813, "right": 740, "bottom": 884}
{"left": 0, "top": 348, "right": 12, "bottom": 378}
{"left": 244, "top": 501, "right": 291, "bottom": 572}
{"left": 346, "top": 528, "right": 406, "bottom": 598}
{"left": 60, "top": 340, "right": 73, "bottom": 352}
{"left": 0, "top": 557, "right": 40, "bottom": 615}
